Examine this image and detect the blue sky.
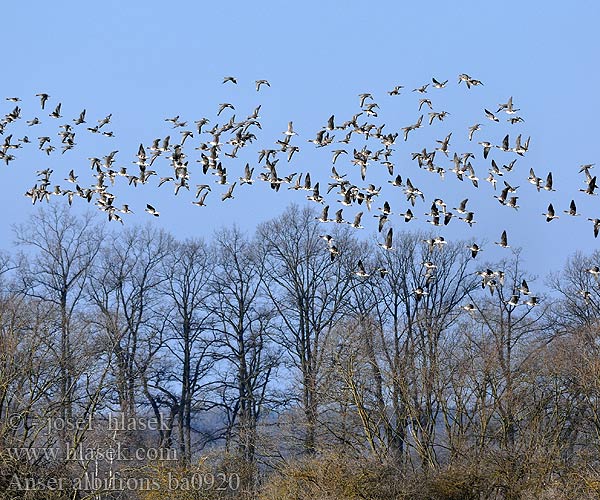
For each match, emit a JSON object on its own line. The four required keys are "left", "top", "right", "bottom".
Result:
{"left": 1, "top": 0, "right": 598, "bottom": 283}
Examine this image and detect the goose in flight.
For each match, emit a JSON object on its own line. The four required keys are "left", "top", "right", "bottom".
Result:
{"left": 398, "top": 208, "right": 415, "bottom": 222}
{"left": 468, "top": 123, "right": 481, "bottom": 141}
{"left": 506, "top": 196, "right": 519, "bottom": 210}
{"left": 401, "top": 115, "right": 423, "bottom": 141}
{"left": 454, "top": 199, "right": 469, "bottom": 214}
{"left": 158, "top": 176, "right": 174, "bottom": 188}
{"left": 506, "top": 294, "right": 520, "bottom": 307}
{"left": 544, "top": 172, "right": 555, "bottom": 191}
{"left": 331, "top": 150, "right": 347, "bottom": 164}
{"left": 283, "top": 121, "right": 297, "bottom": 136}
{"left": 362, "top": 102, "right": 379, "bottom": 117}
{"left": 462, "top": 303, "right": 476, "bottom": 316}
{"left": 426, "top": 214, "right": 442, "bottom": 227}
{"left": 428, "top": 110, "right": 449, "bottom": 125}
{"left": 528, "top": 168, "right": 543, "bottom": 190}
{"left": 145, "top": 204, "right": 160, "bottom": 217}
{"left": 35, "top": 93, "right": 50, "bottom": 109}
{"left": 375, "top": 214, "right": 388, "bottom": 232}
{"left": 496, "top": 134, "right": 510, "bottom": 152}
{"left": 376, "top": 268, "right": 389, "bottom": 278}
{"left": 484, "top": 109, "right": 499, "bottom": 122}
{"left": 324, "top": 114, "right": 336, "bottom": 131}
{"left": 465, "top": 163, "right": 479, "bottom": 187}
{"left": 388, "top": 174, "right": 403, "bottom": 187}
{"left": 308, "top": 129, "right": 327, "bottom": 146}
{"left": 588, "top": 218, "right": 600, "bottom": 238}
{"left": 433, "top": 236, "right": 447, "bottom": 249}
{"left": 543, "top": 203, "right": 559, "bottom": 222}
{"left": 494, "top": 186, "right": 510, "bottom": 205}
{"left": 379, "top": 201, "right": 392, "bottom": 216}
{"left": 478, "top": 141, "right": 493, "bottom": 159}
{"left": 358, "top": 93, "right": 373, "bottom": 107}
{"left": 497, "top": 96, "right": 519, "bottom": 114}
{"left": 316, "top": 205, "right": 330, "bottom": 223}
{"left": 490, "top": 159, "right": 503, "bottom": 177}
{"left": 467, "top": 243, "right": 481, "bottom": 259}
{"left": 418, "top": 98, "right": 433, "bottom": 111}
{"left": 255, "top": 79, "right": 270, "bottom": 91}
{"left": 379, "top": 227, "right": 393, "bottom": 250}
{"left": 350, "top": 211, "right": 364, "bottom": 229}
{"left": 338, "top": 188, "right": 353, "bottom": 207}
{"left": 320, "top": 234, "right": 334, "bottom": 246}
{"left": 98, "top": 113, "right": 112, "bottom": 128}
{"left": 73, "top": 109, "right": 86, "bottom": 125}
{"left": 334, "top": 208, "right": 345, "bottom": 224}
{"left": 476, "top": 268, "right": 496, "bottom": 284}
{"left": 580, "top": 176, "right": 597, "bottom": 196}
{"left": 306, "top": 183, "right": 324, "bottom": 203}
{"left": 194, "top": 117, "right": 210, "bottom": 133}
{"left": 328, "top": 245, "right": 339, "bottom": 261}
{"left": 180, "top": 130, "right": 193, "bottom": 145}
{"left": 108, "top": 212, "right": 124, "bottom": 224}
{"left": 495, "top": 230, "right": 509, "bottom": 248}
{"left": 564, "top": 200, "right": 580, "bottom": 216}
{"left": 413, "top": 286, "right": 429, "bottom": 301}
{"left": 513, "top": 135, "right": 530, "bottom": 155}
{"left": 423, "top": 261, "right": 437, "bottom": 272}
{"left": 37, "top": 136, "right": 51, "bottom": 149}
{"left": 65, "top": 170, "right": 78, "bottom": 183}
{"left": 221, "top": 182, "right": 236, "bottom": 201}
{"left": 222, "top": 76, "right": 238, "bottom": 84}
{"left": 239, "top": 163, "right": 254, "bottom": 185}
{"left": 435, "top": 133, "right": 452, "bottom": 156}
{"left": 432, "top": 77, "right": 448, "bottom": 88}
{"left": 524, "top": 296, "right": 538, "bottom": 307}
{"left": 49, "top": 103, "right": 62, "bottom": 119}
{"left": 461, "top": 212, "right": 476, "bottom": 226}
{"left": 192, "top": 191, "right": 209, "bottom": 207}
{"left": 217, "top": 103, "right": 235, "bottom": 116}
{"left": 586, "top": 266, "right": 600, "bottom": 280}
{"left": 355, "top": 259, "right": 370, "bottom": 277}
{"left": 503, "top": 159, "right": 518, "bottom": 172}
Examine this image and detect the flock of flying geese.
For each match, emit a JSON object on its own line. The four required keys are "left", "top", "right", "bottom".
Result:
{"left": 0, "top": 74, "right": 598, "bottom": 311}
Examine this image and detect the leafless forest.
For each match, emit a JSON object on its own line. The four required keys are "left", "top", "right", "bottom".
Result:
{"left": 1, "top": 204, "right": 600, "bottom": 499}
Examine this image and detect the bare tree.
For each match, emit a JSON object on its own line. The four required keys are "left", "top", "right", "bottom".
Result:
{"left": 549, "top": 250, "right": 600, "bottom": 329}
{"left": 339, "top": 230, "right": 478, "bottom": 469}
{"left": 13, "top": 205, "right": 104, "bottom": 453}
{"left": 210, "top": 226, "right": 279, "bottom": 465}
{"left": 257, "top": 204, "right": 357, "bottom": 454}
{"left": 87, "top": 225, "right": 171, "bottom": 422}
{"left": 464, "top": 252, "right": 550, "bottom": 452}
{"left": 154, "top": 237, "right": 216, "bottom": 463}
{"left": 546, "top": 250, "right": 600, "bottom": 465}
